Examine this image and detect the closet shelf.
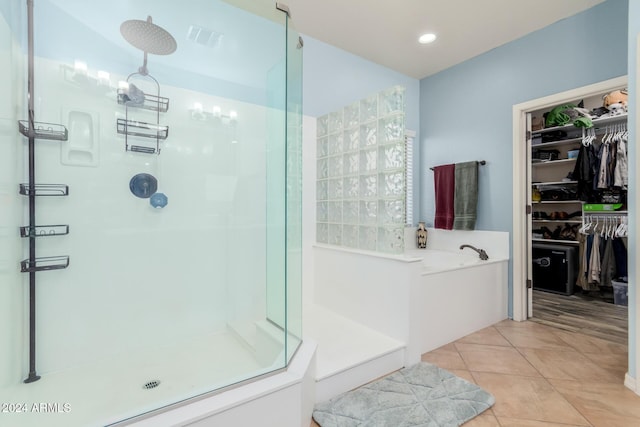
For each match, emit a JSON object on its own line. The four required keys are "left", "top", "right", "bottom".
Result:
{"left": 116, "top": 118, "right": 168, "bottom": 140}
{"left": 19, "top": 184, "right": 69, "bottom": 196}
{"left": 533, "top": 113, "right": 628, "bottom": 135}
{"left": 117, "top": 89, "right": 169, "bottom": 113}
{"left": 532, "top": 200, "right": 582, "bottom": 204}
{"left": 532, "top": 238, "right": 579, "bottom": 246}
{"left": 18, "top": 120, "right": 68, "bottom": 141}
{"left": 20, "top": 225, "right": 69, "bottom": 238}
{"left": 20, "top": 255, "right": 69, "bottom": 273}
{"left": 532, "top": 180, "right": 578, "bottom": 186}
{"left": 532, "top": 137, "right": 581, "bottom": 148}
{"left": 532, "top": 158, "right": 576, "bottom": 166}
{"left": 583, "top": 210, "right": 627, "bottom": 215}
{"left": 591, "top": 113, "right": 628, "bottom": 127}
{"left": 532, "top": 219, "right": 582, "bottom": 224}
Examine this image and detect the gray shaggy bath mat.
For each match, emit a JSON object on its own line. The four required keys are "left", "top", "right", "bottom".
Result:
{"left": 313, "top": 362, "right": 494, "bottom": 427}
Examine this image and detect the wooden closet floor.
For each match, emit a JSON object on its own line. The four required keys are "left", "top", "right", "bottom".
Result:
{"left": 531, "top": 289, "right": 628, "bottom": 345}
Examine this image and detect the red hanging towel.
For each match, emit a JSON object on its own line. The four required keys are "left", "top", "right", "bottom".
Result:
{"left": 434, "top": 164, "right": 455, "bottom": 230}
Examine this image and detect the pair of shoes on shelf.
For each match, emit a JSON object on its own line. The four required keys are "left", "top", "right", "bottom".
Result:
{"left": 559, "top": 224, "right": 579, "bottom": 240}
{"left": 549, "top": 211, "right": 568, "bottom": 220}
{"left": 532, "top": 211, "right": 548, "bottom": 219}
{"left": 538, "top": 226, "right": 556, "bottom": 239}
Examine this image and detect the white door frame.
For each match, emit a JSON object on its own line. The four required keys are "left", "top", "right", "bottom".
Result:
{"left": 511, "top": 75, "right": 628, "bottom": 322}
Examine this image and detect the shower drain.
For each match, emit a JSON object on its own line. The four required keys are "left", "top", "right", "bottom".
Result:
{"left": 143, "top": 380, "right": 161, "bottom": 390}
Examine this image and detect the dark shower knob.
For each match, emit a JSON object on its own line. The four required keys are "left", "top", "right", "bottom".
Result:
{"left": 129, "top": 173, "right": 157, "bottom": 198}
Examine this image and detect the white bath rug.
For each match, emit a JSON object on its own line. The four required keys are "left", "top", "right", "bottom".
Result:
{"left": 312, "top": 362, "right": 494, "bottom": 427}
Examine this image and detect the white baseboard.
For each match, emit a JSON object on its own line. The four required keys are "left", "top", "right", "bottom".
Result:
{"left": 625, "top": 373, "right": 638, "bottom": 394}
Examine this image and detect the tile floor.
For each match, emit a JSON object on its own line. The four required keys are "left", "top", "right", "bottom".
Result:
{"left": 310, "top": 319, "right": 639, "bottom": 427}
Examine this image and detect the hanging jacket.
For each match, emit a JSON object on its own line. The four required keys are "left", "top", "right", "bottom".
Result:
{"left": 573, "top": 143, "right": 598, "bottom": 202}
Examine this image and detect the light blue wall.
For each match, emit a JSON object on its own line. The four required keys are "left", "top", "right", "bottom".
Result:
{"left": 627, "top": 0, "right": 638, "bottom": 379}
{"left": 302, "top": 36, "right": 421, "bottom": 221}
{"left": 419, "top": 0, "right": 628, "bottom": 230}
{"left": 419, "top": 0, "right": 628, "bottom": 318}
{"left": 302, "top": 36, "right": 420, "bottom": 131}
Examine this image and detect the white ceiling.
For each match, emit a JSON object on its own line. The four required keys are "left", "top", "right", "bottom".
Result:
{"left": 282, "top": 0, "right": 605, "bottom": 79}
{"left": 44, "top": 0, "right": 606, "bottom": 88}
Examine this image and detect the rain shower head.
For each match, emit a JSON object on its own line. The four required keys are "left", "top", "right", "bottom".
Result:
{"left": 121, "top": 16, "right": 177, "bottom": 55}
{"left": 120, "top": 15, "right": 176, "bottom": 75}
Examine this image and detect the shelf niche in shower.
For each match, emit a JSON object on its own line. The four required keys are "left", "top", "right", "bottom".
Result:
{"left": 20, "top": 224, "right": 70, "bottom": 238}
{"left": 20, "top": 255, "right": 70, "bottom": 273}
{"left": 19, "top": 183, "right": 69, "bottom": 196}
{"left": 18, "top": 120, "right": 68, "bottom": 141}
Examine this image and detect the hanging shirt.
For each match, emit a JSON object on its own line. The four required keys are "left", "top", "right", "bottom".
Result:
{"left": 612, "top": 237, "right": 628, "bottom": 279}
{"left": 588, "top": 233, "right": 601, "bottom": 284}
{"left": 577, "top": 234, "right": 597, "bottom": 291}
{"left": 600, "top": 238, "right": 616, "bottom": 287}
{"left": 597, "top": 143, "right": 609, "bottom": 189}
{"left": 614, "top": 137, "right": 628, "bottom": 188}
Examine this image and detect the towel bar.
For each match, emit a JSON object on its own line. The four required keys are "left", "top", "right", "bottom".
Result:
{"left": 430, "top": 160, "right": 486, "bottom": 171}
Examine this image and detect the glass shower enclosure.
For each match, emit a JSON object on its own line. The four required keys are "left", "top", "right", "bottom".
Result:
{"left": 0, "top": 0, "right": 302, "bottom": 425}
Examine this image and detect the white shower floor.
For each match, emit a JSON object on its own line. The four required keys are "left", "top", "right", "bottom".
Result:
{"left": 0, "top": 329, "right": 272, "bottom": 427}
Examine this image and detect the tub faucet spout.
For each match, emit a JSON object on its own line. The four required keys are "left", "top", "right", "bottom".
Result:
{"left": 459, "top": 244, "right": 489, "bottom": 260}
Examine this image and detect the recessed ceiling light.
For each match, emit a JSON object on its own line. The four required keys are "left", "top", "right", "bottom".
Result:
{"left": 418, "top": 33, "right": 437, "bottom": 44}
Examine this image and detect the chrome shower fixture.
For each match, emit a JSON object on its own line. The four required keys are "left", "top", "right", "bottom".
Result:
{"left": 120, "top": 15, "right": 177, "bottom": 75}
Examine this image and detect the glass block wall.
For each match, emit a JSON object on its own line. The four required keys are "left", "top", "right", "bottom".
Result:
{"left": 316, "top": 86, "right": 406, "bottom": 254}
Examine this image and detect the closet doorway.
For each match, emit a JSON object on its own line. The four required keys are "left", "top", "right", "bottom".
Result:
{"left": 512, "top": 76, "right": 629, "bottom": 343}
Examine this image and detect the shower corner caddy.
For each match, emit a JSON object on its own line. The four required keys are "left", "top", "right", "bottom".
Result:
{"left": 18, "top": 119, "right": 68, "bottom": 141}
{"left": 116, "top": 75, "right": 170, "bottom": 155}
{"left": 17, "top": 120, "right": 71, "bottom": 274}
{"left": 20, "top": 255, "right": 70, "bottom": 273}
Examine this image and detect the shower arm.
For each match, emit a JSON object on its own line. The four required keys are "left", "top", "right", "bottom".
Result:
{"left": 121, "top": 15, "right": 175, "bottom": 78}
{"left": 138, "top": 50, "right": 149, "bottom": 76}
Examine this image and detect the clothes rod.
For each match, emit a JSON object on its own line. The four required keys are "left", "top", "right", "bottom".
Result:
{"left": 430, "top": 160, "right": 486, "bottom": 171}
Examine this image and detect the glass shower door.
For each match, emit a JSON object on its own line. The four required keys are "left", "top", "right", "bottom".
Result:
{"left": 285, "top": 19, "right": 303, "bottom": 363}
{"left": 0, "top": 1, "right": 301, "bottom": 425}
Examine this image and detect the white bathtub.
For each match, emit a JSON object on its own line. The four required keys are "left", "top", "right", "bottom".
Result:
{"left": 404, "top": 247, "right": 509, "bottom": 356}
{"left": 405, "top": 248, "right": 482, "bottom": 273}
{"left": 313, "top": 229, "right": 509, "bottom": 374}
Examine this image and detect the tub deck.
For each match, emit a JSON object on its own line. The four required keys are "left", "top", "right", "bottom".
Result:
{"left": 303, "top": 304, "right": 405, "bottom": 402}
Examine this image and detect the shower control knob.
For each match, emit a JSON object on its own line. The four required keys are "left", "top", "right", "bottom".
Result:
{"left": 129, "top": 173, "right": 157, "bottom": 198}
{"left": 150, "top": 192, "right": 168, "bottom": 209}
